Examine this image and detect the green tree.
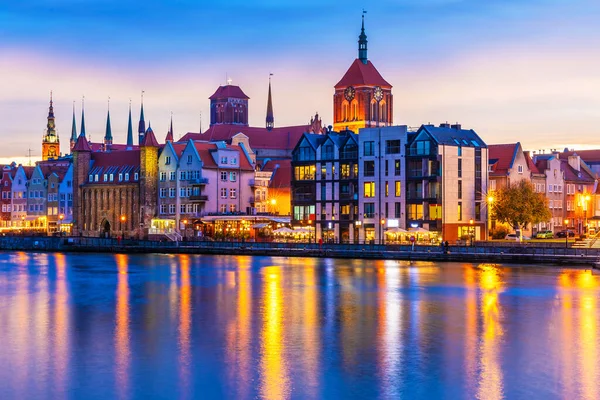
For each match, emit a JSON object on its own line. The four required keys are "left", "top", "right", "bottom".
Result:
{"left": 492, "top": 180, "right": 551, "bottom": 238}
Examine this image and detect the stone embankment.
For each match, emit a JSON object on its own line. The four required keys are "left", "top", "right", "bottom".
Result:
{"left": 1, "top": 236, "right": 599, "bottom": 267}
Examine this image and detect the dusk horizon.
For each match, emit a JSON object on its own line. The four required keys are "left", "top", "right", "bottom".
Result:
{"left": 2, "top": 0, "right": 600, "bottom": 159}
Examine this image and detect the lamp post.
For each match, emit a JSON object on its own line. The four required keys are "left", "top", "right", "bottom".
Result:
{"left": 469, "top": 218, "right": 474, "bottom": 246}
{"left": 487, "top": 195, "right": 494, "bottom": 240}
{"left": 21, "top": 216, "right": 25, "bottom": 234}
{"left": 380, "top": 218, "right": 386, "bottom": 245}
{"left": 584, "top": 194, "right": 591, "bottom": 234}
{"left": 120, "top": 215, "right": 126, "bottom": 240}
{"left": 270, "top": 198, "right": 277, "bottom": 215}
{"left": 564, "top": 218, "right": 569, "bottom": 248}
{"left": 59, "top": 214, "right": 64, "bottom": 236}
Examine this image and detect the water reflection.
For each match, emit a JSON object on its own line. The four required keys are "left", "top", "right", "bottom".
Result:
{"left": 115, "top": 254, "right": 130, "bottom": 400}
{"left": 53, "top": 253, "right": 69, "bottom": 398}
{"left": 259, "top": 266, "right": 289, "bottom": 400}
{"left": 178, "top": 255, "right": 192, "bottom": 398}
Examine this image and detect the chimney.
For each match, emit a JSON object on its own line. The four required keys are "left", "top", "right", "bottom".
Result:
{"left": 439, "top": 122, "right": 450, "bottom": 128}
{"left": 450, "top": 123, "right": 462, "bottom": 130}
{"left": 568, "top": 155, "right": 581, "bottom": 171}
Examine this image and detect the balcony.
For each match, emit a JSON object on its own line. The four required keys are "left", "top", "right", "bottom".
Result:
{"left": 189, "top": 194, "right": 208, "bottom": 202}
{"left": 293, "top": 193, "right": 315, "bottom": 202}
{"left": 249, "top": 179, "right": 269, "bottom": 187}
{"left": 190, "top": 177, "right": 209, "bottom": 185}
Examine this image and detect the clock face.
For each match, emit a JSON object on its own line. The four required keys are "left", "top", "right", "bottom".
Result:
{"left": 344, "top": 86, "right": 355, "bottom": 101}
{"left": 374, "top": 86, "right": 384, "bottom": 102}
{"left": 48, "top": 146, "right": 57, "bottom": 157}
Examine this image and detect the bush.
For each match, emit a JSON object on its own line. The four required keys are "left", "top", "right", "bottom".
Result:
{"left": 492, "top": 226, "right": 510, "bottom": 240}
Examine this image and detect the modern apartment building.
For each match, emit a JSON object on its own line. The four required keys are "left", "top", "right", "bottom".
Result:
{"left": 357, "top": 126, "right": 407, "bottom": 243}
{"left": 406, "top": 124, "right": 488, "bottom": 242}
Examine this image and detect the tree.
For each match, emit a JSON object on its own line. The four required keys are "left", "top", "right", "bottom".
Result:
{"left": 492, "top": 180, "right": 551, "bottom": 237}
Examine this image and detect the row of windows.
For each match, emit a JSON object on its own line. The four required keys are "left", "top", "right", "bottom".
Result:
{"left": 220, "top": 156, "right": 238, "bottom": 166}
{"left": 28, "top": 204, "right": 45, "bottom": 212}
{"left": 159, "top": 170, "right": 203, "bottom": 182}
{"left": 159, "top": 203, "right": 201, "bottom": 214}
{"left": 363, "top": 182, "right": 402, "bottom": 198}
{"left": 220, "top": 171, "right": 237, "bottom": 182}
{"left": 89, "top": 173, "right": 138, "bottom": 183}
{"left": 220, "top": 188, "right": 237, "bottom": 199}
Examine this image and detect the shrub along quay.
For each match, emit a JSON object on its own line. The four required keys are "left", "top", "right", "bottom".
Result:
{"left": 2, "top": 236, "right": 600, "bottom": 268}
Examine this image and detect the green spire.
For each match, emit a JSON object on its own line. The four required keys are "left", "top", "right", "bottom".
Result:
{"left": 127, "top": 102, "right": 133, "bottom": 147}
{"left": 358, "top": 12, "right": 368, "bottom": 64}
{"left": 70, "top": 102, "right": 77, "bottom": 142}
{"left": 105, "top": 110, "right": 112, "bottom": 141}
{"left": 80, "top": 98, "right": 86, "bottom": 138}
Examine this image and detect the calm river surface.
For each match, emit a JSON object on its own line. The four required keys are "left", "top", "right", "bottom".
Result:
{"left": 0, "top": 252, "right": 599, "bottom": 399}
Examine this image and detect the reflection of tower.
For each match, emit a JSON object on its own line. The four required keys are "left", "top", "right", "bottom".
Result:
{"left": 333, "top": 15, "right": 393, "bottom": 132}
{"left": 266, "top": 74, "right": 274, "bottom": 131}
{"left": 42, "top": 92, "right": 60, "bottom": 160}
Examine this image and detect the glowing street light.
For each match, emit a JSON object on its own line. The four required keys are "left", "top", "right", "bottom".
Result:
{"left": 564, "top": 218, "right": 569, "bottom": 248}
{"left": 487, "top": 195, "right": 494, "bottom": 240}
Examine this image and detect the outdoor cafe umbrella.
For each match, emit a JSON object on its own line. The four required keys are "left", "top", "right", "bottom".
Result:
{"left": 409, "top": 227, "right": 430, "bottom": 234}
{"left": 386, "top": 227, "right": 408, "bottom": 234}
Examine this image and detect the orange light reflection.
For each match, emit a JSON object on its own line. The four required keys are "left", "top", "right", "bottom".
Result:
{"left": 114, "top": 254, "right": 130, "bottom": 400}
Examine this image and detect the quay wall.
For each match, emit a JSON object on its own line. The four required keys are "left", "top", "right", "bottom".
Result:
{"left": 0, "top": 236, "right": 599, "bottom": 267}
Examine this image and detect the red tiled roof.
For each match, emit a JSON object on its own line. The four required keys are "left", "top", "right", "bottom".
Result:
{"left": 560, "top": 159, "right": 595, "bottom": 183}
{"left": 524, "top": 152, "right": 540, "bottom": 174}
{"left": 264, "top": 159, "right": 291, "bottom": 189}
{"left": 88, "top": 142, "right": 139, "bottom": 152}
{"left": 488, "top": 143, "right": 519, "bottom": 176}
{"left": 88, "top": 150, "right": 141, "bottom": 184}
{"left": 191, "top": 141, "right": 254, "bottom": 171}
{"left": 21, "top": 166, "right": 35, "bottom": 179}
{"left": 561, "top": 149, "right": 600, "bottom": 164}
{"left": 73, "top": 135, "right": 92, "bottom": 152}
{"left": 335, "top": 59, "right": 392, "bottom": 88}
{"left": 209, "top": 85, "right": 249, "bottom": 100}
{"left": 39, "top": 164, "right": 70, "bottom": 181}
{"left": 181, "top": 124, "right": 310, "bottom": 151}
{"left": 142, "top": 128, "right": 160, "bottom": 147}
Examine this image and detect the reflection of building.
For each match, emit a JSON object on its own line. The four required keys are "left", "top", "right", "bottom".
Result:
{"left": 333, "top": 16, "right": 393, "bottom": 132}
{"left": 406, "top": 124, "right": 488, "bottom": 242}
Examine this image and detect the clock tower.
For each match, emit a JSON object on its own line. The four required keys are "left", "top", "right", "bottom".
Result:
{"left": 42, "top": 92, "right": 60, "bottom": 160}
{"left": 333, "top": 15, "right": 393, "bottom": 132}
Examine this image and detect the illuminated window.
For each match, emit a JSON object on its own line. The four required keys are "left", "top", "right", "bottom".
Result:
{"left": 364, "top": 182, "right": 375, "bottom": 198}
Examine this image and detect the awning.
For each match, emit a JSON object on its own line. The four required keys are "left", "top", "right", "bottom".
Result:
{"left": 252, "top": 223, "right": 269, "bottom": 229}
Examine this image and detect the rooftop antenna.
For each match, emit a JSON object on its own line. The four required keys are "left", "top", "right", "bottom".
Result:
{"left": 27, "top": 148, "right": 32, "bottom": 166}
{"left": 199, "top": 111, "right": 202, "bottom": 134}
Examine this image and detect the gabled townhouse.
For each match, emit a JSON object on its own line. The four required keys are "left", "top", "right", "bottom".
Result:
{"left": 27, "top": 165, "right": 48, "bottom": 231}
{"left": 11, "top": 166, "right": 32, "bottom": 228}
{"left": 561, "top": 154, "right": 595, "bottom": 234}
{"left": 407, "top": 124, "right": 488, "bottom": 242}
{"left": 39, "top": 161, "right": 71, "bottom": 234}
{"left": 0, "top": 164, "right": 15, "bottom": 229}
{"left": 534, "top": 155, "right": 564, "bottom": 233}
{"left": 57, "top": 163, "right": 74, "bottom": 234}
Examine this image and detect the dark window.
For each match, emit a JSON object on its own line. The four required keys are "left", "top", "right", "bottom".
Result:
{"left": 385, "top": 160, "right": 389, "bottom": 176}
{"left": 475, "top": 202, "right": 481, "bottom": 220}
{"left": 458, "top": 158, "right": 462, "bottom": 178}
{"left": 294, "top": 145, "right": 315, "bottom": 161}
{"left": 364, "top": 141, "right": 374, "bottom": 156}
{"left": 394, "top": 160, "right": 401, "bottom": 176}
{"left": 458, "top": 180, "right": 462, "bottom": 199}
{"left": 394, "top": 202, "right": 401, "bottom": 218}
{"left": 364, "top": 161, "right": 375, "bottom": 177}
{"left": 385, "top": 139, "right": 401, "bottom": 154}
{"left": 364, "top": 203, "right": 375, "bottom": 218}
{"left": 323, "top": 145, "right": 334, "bottom": 160}
{"left": 321, "top": 184, "right": 326, "bottom": 201}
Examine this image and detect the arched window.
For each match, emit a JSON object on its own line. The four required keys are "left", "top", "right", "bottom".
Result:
{"left": 380, "top": 101, "right": 387, "bottom": 123}
{"left": 342, "top": 101, "right": 349, "bottom": 122}
{"left": 371, "top": 100, "right": 377, "bottom": 122}
{"left": 351, "top": 100, "right": 358, "bottom": 121}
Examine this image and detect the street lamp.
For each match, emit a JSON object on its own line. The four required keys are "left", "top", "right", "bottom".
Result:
{"left": 564, "top": 218, "right": 569, "bottom": 248}
{"left": 487, "top": 195, "right": 494, "bottom": 240}
{"left": 380, "top": 218, "right": 386, "bottom": 245}
{"left": 59, "top": 214, "right": 64, "bottom": 235}
{"left": 270, "top": 198, "right": 277, "bottom": 215}
{"left": 584, "top": 194, "right": 591, "bottom": 234}
{"left": 120, "top": 215, "right": 126, "bottom": 240}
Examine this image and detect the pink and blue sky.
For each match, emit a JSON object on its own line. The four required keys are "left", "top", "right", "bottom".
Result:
{"left": 1, "top": 0, "right": 599, "bottom": 161}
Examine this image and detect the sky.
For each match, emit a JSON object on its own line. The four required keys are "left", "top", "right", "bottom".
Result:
{"left": 1, "top": 0, "right": 600, "bottom": 161}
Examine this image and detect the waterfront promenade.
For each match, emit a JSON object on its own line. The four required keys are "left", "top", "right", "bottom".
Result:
{"left": 1, "top": 236, "right": 599, "bottom": 267}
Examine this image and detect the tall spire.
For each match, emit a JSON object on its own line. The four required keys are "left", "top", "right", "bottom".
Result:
{"left": 266, "top": 74, "right": 274, "bottom": 131}
{"left": 45, "top": 91, "right": 57, "bottom": 136}
{"left": 70, "top": 102, "right": 77, "bottom": 152}
{"left": 126, "top": 100, "right": 134, "bottom": 149}
{"left": 138, "top": 91, "right": 146, "bottom": 145}
{"left": 165, "top": 113, "right": 174, "bottom": 143}
{"left": 80, "top": 96, "right": 86, "bottom": 138}
{"left": 104, "top": 97, "right": 113, "bottom": 149}
{"left": 358, "top": 11, "right": 368, "bottom": 64}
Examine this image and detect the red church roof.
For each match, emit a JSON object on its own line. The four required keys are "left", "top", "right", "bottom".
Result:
{"left": 73, "top": 135, "right": 92, "bottom": 152}
{"left": 209, "top": 85, "right": 250, "bottom": 100}
{"left": 335, "top": 59, "right": 392, "bottom": 89}
{"left": 181, "top": 124, "right": 310, "bottom": 151}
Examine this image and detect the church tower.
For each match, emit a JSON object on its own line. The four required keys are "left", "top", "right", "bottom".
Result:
{"left": 209, "top": 82, "right": 249, "bottom": 126}
{"left": 42, "top": 92, "right": 60, "bottom": 160}
{"left": 333, "top": 14, "right": 393, "bottom": 132}
{"left": 266, "top": 75, "right": 274, "bottom": 131}
{"left": 69, "top": 103, "right": 77, "bottom": 153}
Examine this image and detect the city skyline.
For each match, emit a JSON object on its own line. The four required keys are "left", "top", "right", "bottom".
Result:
{"left": 1, "top": 0, "right": 599, "bottom": 159}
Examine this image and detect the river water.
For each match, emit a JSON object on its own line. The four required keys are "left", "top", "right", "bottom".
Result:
{"left": 0, "top": 252, "right": 599, "bottom": 399}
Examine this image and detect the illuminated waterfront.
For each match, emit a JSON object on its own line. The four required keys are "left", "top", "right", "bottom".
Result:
{"left": 0, "top": 253, "right": 599, "bottom": 399}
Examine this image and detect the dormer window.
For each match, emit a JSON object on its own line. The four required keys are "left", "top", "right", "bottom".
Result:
{"left": 134, "top": 173, "right": 139, "bottom": 181}
{"left": 125, "top": 173, "right": 129, "bottom": 181}
{"left": 103, "top": 174, "right": 108, "bottom": 181}
{"left": 109, "top": 174, "right": 114, "bottom": 182}
{"left": 119, "top": 173, "right": 123, "bottom": 182}
{"left": 89, "top": 174, "right": 93, "bottom": 182}
{"left": 231, "top": 158, "right": 237, "bottom": 165}
{"left": 221, "top": 156, "right": 228, "bottom": 164}
{"left": 94, "top": 174, "right": 99, "bottom": 182}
